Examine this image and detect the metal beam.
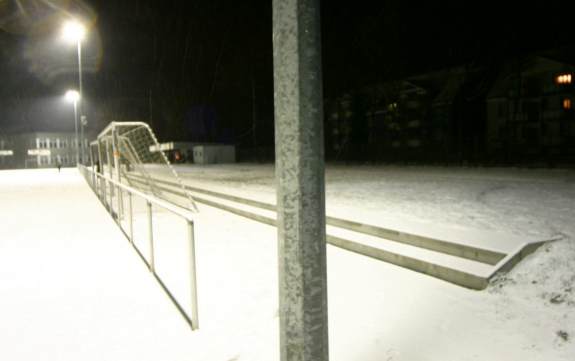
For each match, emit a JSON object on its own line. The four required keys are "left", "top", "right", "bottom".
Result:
{"left": 273, "top": 0, "right": 329, "bottom": 360}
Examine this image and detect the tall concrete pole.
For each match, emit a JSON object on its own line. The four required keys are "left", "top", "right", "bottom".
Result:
{"left": 273, "top": 0, "right": 329, "bottom": 360}
{"left": 73, "top": 100, "right": 79, "bottom": 164}
{"left": 77, "top": 40, "right": 84, "bottom": 164}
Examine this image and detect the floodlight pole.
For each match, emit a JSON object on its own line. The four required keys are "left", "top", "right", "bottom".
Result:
{"left": 273, "top": 0, "right": 329, "bottom": 360}
{"left": 73, "top": 99, "right": 79, "bottom": 164}
{"left": 77, "top": 40, "right": 84, "bottom": 164}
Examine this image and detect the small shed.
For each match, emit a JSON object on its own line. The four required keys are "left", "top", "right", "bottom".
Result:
{"left": 149, "top": 141, "right": 195, "bottom": 163}
{"left": 193, "top": 144, "right": 236, "bottom": 164}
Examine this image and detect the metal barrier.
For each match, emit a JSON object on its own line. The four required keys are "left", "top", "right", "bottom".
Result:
{"left": 79, "top": 165, "right": 199, "bottom": 330}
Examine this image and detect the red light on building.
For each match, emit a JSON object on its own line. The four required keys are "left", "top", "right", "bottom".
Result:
{"left": 563, "top": 98, "right": 572, "bottom": 110}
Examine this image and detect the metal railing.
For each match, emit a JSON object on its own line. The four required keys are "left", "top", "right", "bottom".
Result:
{"left": 79, "top": 165, "right": 199, "bottom": 330}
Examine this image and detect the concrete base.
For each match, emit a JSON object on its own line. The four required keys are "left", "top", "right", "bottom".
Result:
{"left": 125, "top": 174, "right": 552, "bottom": 290}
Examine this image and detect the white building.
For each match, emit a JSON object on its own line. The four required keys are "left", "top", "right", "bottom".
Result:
{"left": 0, "top": 132, "right": 90, "bottom": 169}
{"left": 192, "top": 144, "right": 236, "bottom": 165}
{"left": 150, "top": 141, "right": 236, "bottom": 165}
{"left": 0, "top": 136, "right": 15, "bottom": 169}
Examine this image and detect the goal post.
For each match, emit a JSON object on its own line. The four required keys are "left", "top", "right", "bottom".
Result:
{"left": 95, "top": 121, "right": 198, "bottom": 212}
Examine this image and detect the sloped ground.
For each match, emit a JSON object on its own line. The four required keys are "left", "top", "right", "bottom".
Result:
{"left": 488, "top": 239, "right": 575, "bottom": 347}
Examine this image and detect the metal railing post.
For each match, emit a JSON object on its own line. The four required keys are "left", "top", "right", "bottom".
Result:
{"left": 117, "top": 184, "right": 122, "bottom": 222}
{"left": 118, "top": 183, "right": 124, "bottom": 220}
{"left": 187, "top": 220, "right": 199, "bottom": 330}
{"left": 108, "top": 179, "right": 113, "bottom": 213}
{"left": 80, "top": 166, "right": 200, "bottom": 331}
{"left": 102, "top": 176, "right": 107, "bottom": 208}
{"left": 147, "top": 201, "right": 155, "bottom": 272}
{"left": 128, "top": 191, "right": 134, "bottom": 242}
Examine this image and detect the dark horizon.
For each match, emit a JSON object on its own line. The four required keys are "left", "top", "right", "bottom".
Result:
{"left": 1, "top": 1, "right": 574, "bottom": 162}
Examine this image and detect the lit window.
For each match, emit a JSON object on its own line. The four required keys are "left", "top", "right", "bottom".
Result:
{"left": 563, "top": 98, "right": 572, "bottom": 110}
{"left": 556, "top": 73, "right": 572, "bottom": 84}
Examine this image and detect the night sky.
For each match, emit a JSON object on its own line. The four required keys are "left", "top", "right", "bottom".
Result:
{"left": 0, "top": 0, "right": 573, "bottom": 145}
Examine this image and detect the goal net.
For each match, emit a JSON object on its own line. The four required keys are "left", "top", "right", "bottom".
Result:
{"left": 91, "top": 121, "right": 198, "bottom": 212}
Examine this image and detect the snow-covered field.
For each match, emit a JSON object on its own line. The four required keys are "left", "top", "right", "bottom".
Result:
{"left": 1, "top": 165, "right": 574, "bottom": 360}
{"left": 170, "top": 164, "right": 575, "bottom": 239}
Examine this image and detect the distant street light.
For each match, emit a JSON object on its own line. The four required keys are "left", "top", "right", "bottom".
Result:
{"left": 65, "top": 90, "right": 81, "bottom": 164}
{"left": 62, "top": 19, "right": 86, "bottom": 164}
{"left": 62, "top": 20, "right": 86, "bottom": 43}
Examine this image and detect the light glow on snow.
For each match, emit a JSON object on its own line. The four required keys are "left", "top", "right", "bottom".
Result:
{"left": 0, "top": 166, "right": 573, "bottom": 361}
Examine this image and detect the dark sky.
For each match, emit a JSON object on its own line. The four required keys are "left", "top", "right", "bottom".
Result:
{"left": 0, "top": 0, "right": 573, "bottom": 143}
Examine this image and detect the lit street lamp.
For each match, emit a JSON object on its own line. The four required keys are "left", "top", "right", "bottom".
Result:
{"left": 62, "top": 19, "right": 86, "bottom": 163}
{"left": 65, "top": 90, "right": 81, "bottom": 164}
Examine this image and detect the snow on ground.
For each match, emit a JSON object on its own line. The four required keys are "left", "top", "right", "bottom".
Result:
{"left": 1, "top": 166, "right": 574, "bottom": 360}
{"left": 170, "top": 163, "right": 575, "bottom": 239}
{"left": 0, "top": 169, "right": 194, "bottom": 360}
{"left": 171, "top": 163, "right": 575, "bottom": 358}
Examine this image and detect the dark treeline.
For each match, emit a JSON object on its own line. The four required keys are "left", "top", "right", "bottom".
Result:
{"left": 1, "top": 0, "right": 574, "bottom": 164}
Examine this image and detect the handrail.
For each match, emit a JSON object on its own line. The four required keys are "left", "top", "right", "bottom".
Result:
{"left": 79, "top": 165, "right": 199, "bottom": 330}
{"left": 90, "top": 167, "right": 194, "bottom": 222}
{"left": 125, "top": 173, "right": 506, "bottom": 265}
